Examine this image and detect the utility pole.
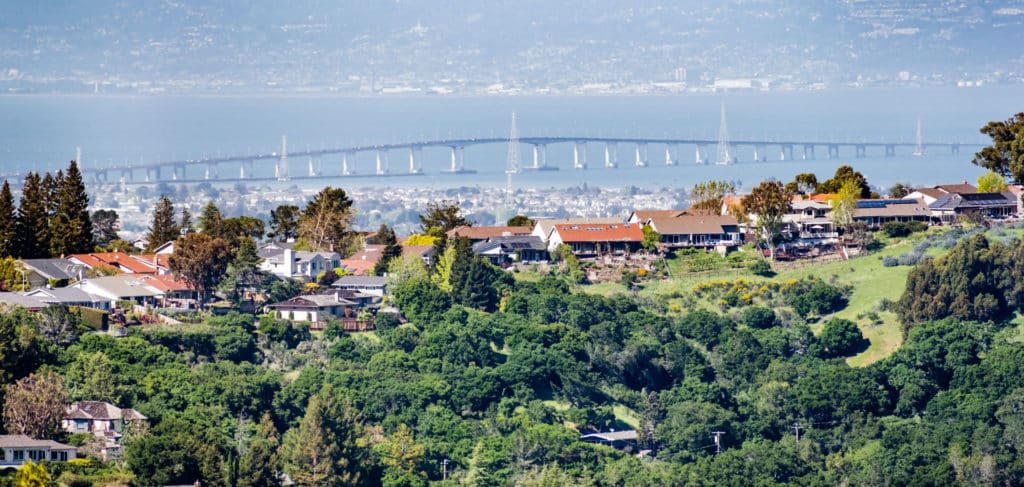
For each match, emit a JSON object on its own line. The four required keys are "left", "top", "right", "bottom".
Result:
{"left": 441, "top": 458, "right": 450, "bottom": 481}
{"left": 711, "top": 430, "right": 725, "bottom": 454}
{"left": 792, "top": 422, "right": 801, "bottom": 443}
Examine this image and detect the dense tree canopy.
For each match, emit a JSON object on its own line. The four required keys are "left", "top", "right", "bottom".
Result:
{"left": 168, "top": 233, "right": 231, "bottom": 309}
{"left": 972, "top": 112, "right": 1024, "bottom": 184}
{"left": 299, "top": 187, "right": 355, "bottom": 253}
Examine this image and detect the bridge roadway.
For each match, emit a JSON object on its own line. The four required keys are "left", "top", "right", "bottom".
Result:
{"left": 5, "top": 136, "right": 978, "bottom": 184}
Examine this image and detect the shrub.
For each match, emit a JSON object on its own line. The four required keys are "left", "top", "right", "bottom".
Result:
{"left": 882, "top": 221, "right": 928, "bottom": 238}
{"left": 748, "top": 259, "right": 774, "bottom": 277}
{"left": 881, "top": 256, "right": 898, "bottom": 267}
{"left": 784, "top": 278, "right": 849, "bottom": 317}
{"left": 819, "top": 318, "right": 867, "bottom": 357}
{"left": 740, "top": 306, "right": 777, "bottom": 329}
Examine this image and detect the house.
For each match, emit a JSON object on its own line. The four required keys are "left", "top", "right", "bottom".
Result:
{"left": 72, "top": 276, "right": 162, "bottom": 308}
{"left": 783, "top": 201, "right": 838, "bottom": 242}
{"left": 0, "top": 293, "right": 48, "bottom": 312}
{"left": 929, "top": 192, "right": 1017, "bottom": 222}
{"left": 446, "top": 225, "right": 533, "bottom": 243}
{"left": 626, "top": 209, "right": 687, "bottom": 224}
{"left": 265, "top": 292, "right": 360, "bottom": 324}
{"left": 402, "top": 245, "right": 436, "bottom": 266}
{"left": 851, "top": 198, "right": 932, "bottom": 228}
{"left": 18, "top": 258, "right": 86, "bottom": 289}
{"left": 23, "top": 287, "right": 110, "bottom": 310}
{"left": 471, "top": 235, "right": 549, "bottom": 265}
{"left": 532, "top": 217, "right": 622, "bottom": 246}
{"left": 338, "top": 245, "right": 382, "bottom": 276}
{"left": 258, "top": 247, "right": 341, "bottom": 281}
{"left": 68, "top": 252, "right": 158, "bottom": 275}
{"left": 546, "top": 222, "right": 644, "bottom": 256}
{"left": 645, "top": 214, "right": 743, "bottom": 252}
{"left": 0, "top": 435, "right": 77, "bottom": 467}
{"left": 137, "top": 275, "right": 197, "bottom": 307}
{"left": 579, "top": 430, "right": 638, "bottom": 451}
{"left": 62, "top": 401, "right": 147, "bottom": 460}
{"left": 906, "top": 182, "right": 978, "bottom": 205}
{"left": 332, "top": 276, "right": 387, "bottom": 297}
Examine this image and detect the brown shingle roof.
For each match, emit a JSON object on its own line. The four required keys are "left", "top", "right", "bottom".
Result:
{"left": 648, "top": 214, "right": 740, "bottom": 235}
{"left": 447, "top": 225, "right": 532, "bottom": 240}
{"left": 935, "top": 183, "right": 977, "bottom": 194}
{"left": 852, "top": 198, "right": 931, "bottom": 218}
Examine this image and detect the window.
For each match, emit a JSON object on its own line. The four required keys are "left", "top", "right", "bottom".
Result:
{"left": 13, "top": 449, "right": 23, "bottom": 460}
{"left": 0, "top": 448, "right": 5, "bottom": 460}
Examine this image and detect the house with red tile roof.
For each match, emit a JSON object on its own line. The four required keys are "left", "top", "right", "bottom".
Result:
{"left": 546, "top": 222, "right": 643, "bottom": 256}
{"left": 68, "top": 252, "right": 158, "bottom": 275}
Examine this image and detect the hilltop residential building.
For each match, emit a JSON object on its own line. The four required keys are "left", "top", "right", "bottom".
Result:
{"left": 0, "top": 293, "right": 48, "bottom": 312}
{"left": 0, "top": 435, "right": 77, "bottom": 467}
{"left": 446, "top": 225, "right": 533, "bottom": 243}
{"left": 471, "top": 235, "right": 549, "bottom": 265}
{"left": 72, "top": 276, "right": 162, "bottom": 307}
{"left": 644, "top": 214, "right": 743, "bottom": 252}
{"left": 63, "top": 401, "right": 147, "bottom": 460}
{"left": 265, "top": 292, "right": 361, "bottom": 326}
{"left": 18, "top": 259, "right": 86, "bottom": 289}
{"left": 546, "top": 222, "right": 644, "bottom": 256}
{"left": 332, "top": 276, "right": 388, "bottom": 297}
{"left": 532, "top": 217, "right": 622, "bottom": 246}
{"left": 258, "top": 246, "right": 341, "bottom": 281}
{"left": 23, "top": 287, "right": 109, "bottom": 310}
{"left": 851, "top": 199, "right": 932, "bottom": 228}
{"left": 68, "top": 252, "right": 159, "bottom": 275}
{"left": 929, "top": 192, "right": 1016, "bottom": 222}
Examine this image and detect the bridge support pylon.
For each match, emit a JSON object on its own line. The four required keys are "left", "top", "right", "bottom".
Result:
{"left": 885, "top": 144, "right": 896, "bottom": 157}
{"left": 206, "top": 163, "right": 218, "bottom": 180}
{"left": 449, "top": 146, "right": 465, "bottom": 172}
{"left": 376, "top": 150, "right": 388, "bottom": 175}
{"left": 695, "top": 144, "right": 708, "bottom": 164}
{"left": 604, "top": 143, "right": 617, "bottom": 168}
{"left": 855, "top": 145, "right": 866, "bottom": 158}
{"left": 951, "top": 143, "right": 960, "bottom": 155}
{"left": 635, "top": 143, "right": 647, "bottom": 167}
{"left": 827, "top": 144, "right": 839, "bottom": 159}
{"left": 573, "top": 142, "right": 587, "bottom": 169}
{"left": 780, "top": 144, "right": 793, "bottom": 161}
{"left": 408, "top": 148, "right": 421, "bottom": 174}
{"left": 531, "top": 144, "right": 547, "bottom": 169}
{"left": 341, "top": 153, "right": 352, "bottom": 175}
{"left": 753, "top": 145, "right": 766, "bottom": 162}
{"left": 803, "top": 145, "right": 815, "bottom": 160}
{"left": 664, "top": 146, "right": 675, "bottom": 166}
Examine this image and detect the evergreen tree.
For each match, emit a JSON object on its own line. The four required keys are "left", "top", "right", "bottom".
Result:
{"left": 238, "top": 413, "right": 280, "bottom": 487}
{"left": 179, "top": 207, "right": 193, "bottom": 234}
{"left": 220, "top": 236, "right": 265, "bottom": 304}
{"left": 199, "top": 200, "right": 224, "bottom": 238}
{"left": 15, "top": 173, "right": 50, "bottom": 258}
{"left": 49, "top": 161, "right": 94, "bottom": 256}
{"left": 144, "top": 196, "right": 179, "bottom": 252}
{"left": 373, "top": 224, "right": 402, "bottom": 276}
{"left": 0, "top": 180, "right": 15, "bottom": 257}
{"left": 298, "top": 187, "right": 354, "bottom": 252}
{"left": 456, "top": 257, "right": 499, "bottom": 311}
{"left": 91, "top": 209, "right": 121, "bottom": 248}
{"left": 268, "top": 204, "right": 300, "bottom": 241}
{"left": 281, "top": 395, "right": 337, "bottom": 486}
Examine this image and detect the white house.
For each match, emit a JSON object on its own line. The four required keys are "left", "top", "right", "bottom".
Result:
{"left": 0, "top": 435, "right": 77, "bottom": 468}
{"left": 72, "top": 276, "right": 163, "bottom": 308}
{"left": 265, "top": 292, "right": 359, "bottom": 323}
{"left": 259, "top": 247, "right": 341, "bottom": 281}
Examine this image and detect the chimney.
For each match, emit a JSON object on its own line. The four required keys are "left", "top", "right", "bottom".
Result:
{"left": 283, "top": 248, "right": 294, "bottom": 274}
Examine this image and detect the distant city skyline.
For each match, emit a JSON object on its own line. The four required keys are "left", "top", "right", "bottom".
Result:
{"left": 1, "top": 1, "right": 1022, "bottom": 95}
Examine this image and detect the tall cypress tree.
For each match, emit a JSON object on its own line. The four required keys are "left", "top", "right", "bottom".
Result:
{"left": 145, "top": 196, "right": 180, "bottom": 252}
{"left": 373, "top": 224, "right": 402, "bottom": 276}
{"left": 198, "top": 200, "right": 224, "bottom": 238}
{"left": 50, "top": 161, "right": 94, "bottom": 256}
{"left": 15, "top": 173, "right": 50, "bottom": 258}
{"left": 0, "top": 181, "right": 15, "bottom": 258}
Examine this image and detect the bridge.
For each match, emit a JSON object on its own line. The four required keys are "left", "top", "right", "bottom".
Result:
{"left": 1, "top": 136, "right": 979, "bottom": 185}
